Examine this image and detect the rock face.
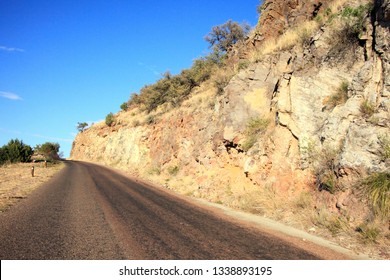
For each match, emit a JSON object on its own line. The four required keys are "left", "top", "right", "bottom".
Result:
{"left": 71, "top": 0, "right": 390, "bottom": 225}
{"left": 254, "top": 0, "right": 326, "bottom": 42}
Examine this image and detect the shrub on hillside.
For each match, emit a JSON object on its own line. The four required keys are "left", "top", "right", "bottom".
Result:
{"left": 120, "top": 102, "right": 129, "bottom": 111}
{"left": 105, "top": 112, "right": 115, "bottom": 127}
{"left": 125, "top": 20, "right": 250, "bottom": 113}
{"left": 131, "top": 55, "right": 219, "bottom": 113}
{"left": 328, "top": 4, "right": 373, "bottom": 59}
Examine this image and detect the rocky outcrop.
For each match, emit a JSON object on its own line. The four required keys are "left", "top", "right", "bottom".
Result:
{"left": 254, "top": 0, "right": 326, "bottom": 43}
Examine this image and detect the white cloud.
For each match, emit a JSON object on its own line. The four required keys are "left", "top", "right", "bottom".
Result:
{"left": 138, "top": 62, "right": 161, "bottom": 76}
{"left": 0, "top": 45, "right": 25, "bottom": 52}
{"left": 0, "top": 91, "right": 23, "bottom": 101}
{"left": 0, "top": 127, "right": 22, "bottom": 134}
{"left": 31, "top": 134, "right": 73, "bottom": 143}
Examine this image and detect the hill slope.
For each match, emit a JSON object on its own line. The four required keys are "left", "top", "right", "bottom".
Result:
{"left": 71, "top": 0, "right": 390, "bottom": 258}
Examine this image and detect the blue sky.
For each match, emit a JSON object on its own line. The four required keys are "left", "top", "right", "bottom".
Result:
{"left": 0, "top": 0, "right": 261, "bottom": 158}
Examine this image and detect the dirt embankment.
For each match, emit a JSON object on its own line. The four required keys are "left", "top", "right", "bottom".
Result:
{"left": 0, "top": 162, "right": 64, "bottom": 212}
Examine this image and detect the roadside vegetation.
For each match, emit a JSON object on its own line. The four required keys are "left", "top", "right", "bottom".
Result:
{"left": 0, "top": 139, "right": 62, "bottom": 165}
{"left": 0, "top": 139, "right": 33, "bottom": 165}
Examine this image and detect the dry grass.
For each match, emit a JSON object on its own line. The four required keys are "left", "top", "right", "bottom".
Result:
{"left": 248, "top": 0, "right": 366, "bottom": 63}
{"left": 312, "top": 207, "right": 349, "bottom": 236}
{"left": 328, "top": 0, "right": 350, "bottom": 14}
{"left": 0, "top": 162, "right": 64, "bottom": 212}
{"left": 250, "top": 20, "right": 320, "bottom": 61}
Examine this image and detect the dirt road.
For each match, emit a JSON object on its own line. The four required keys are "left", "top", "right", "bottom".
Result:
{"left": 0, "top": 161, "right": 349, "bottom": 259}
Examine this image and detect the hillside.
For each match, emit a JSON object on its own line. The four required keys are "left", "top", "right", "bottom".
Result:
{"left": 71, "top": 0, "right": 390, "bottom": 259}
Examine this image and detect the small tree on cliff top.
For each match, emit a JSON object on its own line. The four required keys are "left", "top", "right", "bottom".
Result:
{"left": 77, "top": 122, "right": 88, "bottom": 132}
{"left": 205, "top": 20, "right": 251, "bottom": 53}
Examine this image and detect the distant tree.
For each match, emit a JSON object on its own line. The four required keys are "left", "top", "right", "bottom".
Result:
{"left": 77, "top": 122, "right": 89, "bottom": 132}
{"left": 34, "top": 142, "right": 61, "bottom": 160}
{"left": 120, "top": 102, "right": 129, "bottom": 111}
{"left": 205, "top": 20, "right": 251, "bottom": 53}
{"left": 0, "top": 146, "right": 7, "bottom": 164}
{"left": 105, "top": 112, "right": 115, "bottom": 127}
{"left": 0, "top": 139, "right": 33, "bottom": 164}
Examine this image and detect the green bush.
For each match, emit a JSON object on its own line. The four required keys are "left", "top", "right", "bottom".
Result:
{"left": 328, "top": 4, "right": 373, "bottom": 59}
{"left": 340, "top": 4, "right": 373, "bottom": 29}
{"left": 340, "top": 4, "right": 372, "bottom": 38}
{"left": 0, "top": 139, "right": 33, "bottom": 165}
{"left": 34, "top": 142, "right": 61, "bottom": 160}
{"left": 120, "top": 102, "right": 129, "bottom": 111}
{"left": 105, "top": 112, "right": 115, "bottom": 127}
{"left": 361, "top": 172, "right": 390, "bottom": 219}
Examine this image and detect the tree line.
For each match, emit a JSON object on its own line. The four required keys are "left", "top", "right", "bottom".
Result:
{"left": 0, "top": 139, "right": 61, "bottom": 165}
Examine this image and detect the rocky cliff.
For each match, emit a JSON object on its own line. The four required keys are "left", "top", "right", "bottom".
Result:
{"left": 71, "top": 0, "right": 390, "bottom": 258}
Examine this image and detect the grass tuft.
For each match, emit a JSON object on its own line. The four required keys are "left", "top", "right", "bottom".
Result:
{"left": 326, "top": 80, "right": 349, "bottom": 109}
{"left": 360, "top": 173, "right": 390, "bottom": 220}
{"left": 241, "top": 117, "right": 270, "bottom": 152}
{"left": 356, "top": 223, "right": 381, "bottom": 244}
{"left": 360, "top": 100, "right": 376, "bottom": 118}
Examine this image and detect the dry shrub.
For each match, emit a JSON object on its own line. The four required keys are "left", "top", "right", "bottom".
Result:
{"left": 312, "top": 207, "right": 349, "bottom": 236}
{"left": 326, "top": 80, "right": 349, "bottom": 109}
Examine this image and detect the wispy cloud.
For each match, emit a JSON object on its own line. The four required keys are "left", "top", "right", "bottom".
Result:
{"left": 31, "top": 134, "right": 73, "bottom": 143}
{"left": 0, "top": 91, "right": 23, "bottom": 101}
{"left": 138, "top": 62, "right": 161, "bottom": 76}
{"left": 0, "top": 45, "right": 25, "bottom": 52}
{"left": 0, "top": 127, "right": 22, "bottom": 135}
